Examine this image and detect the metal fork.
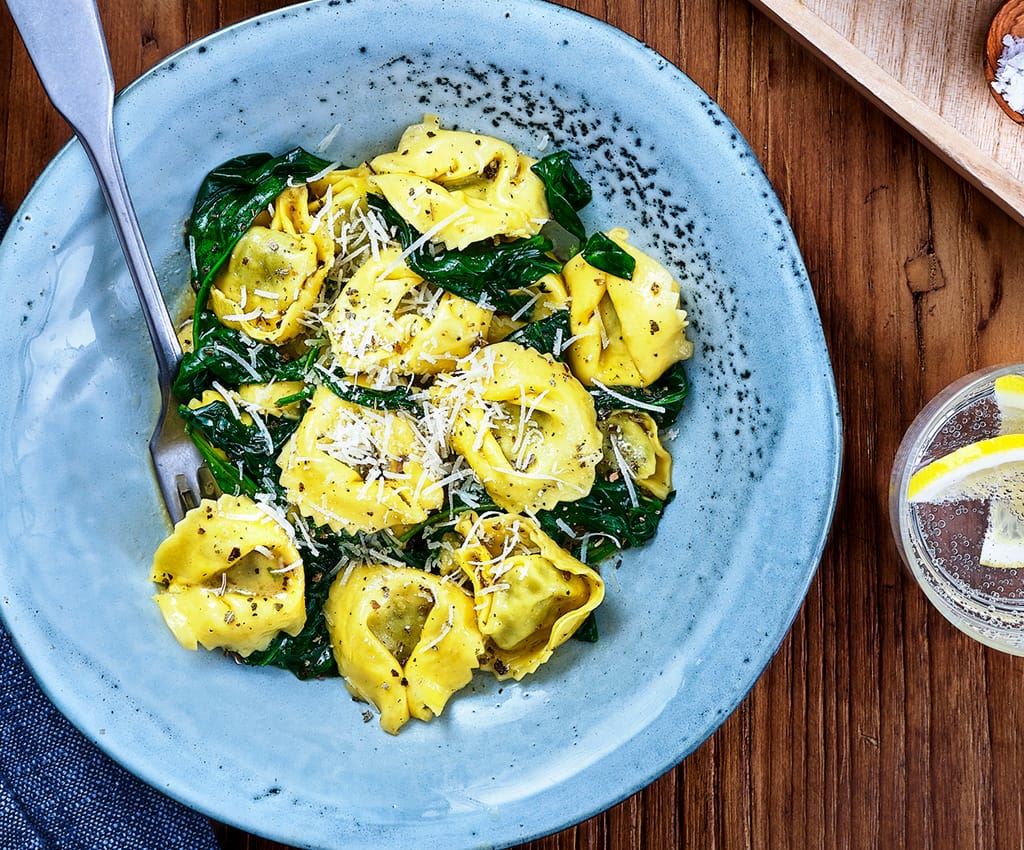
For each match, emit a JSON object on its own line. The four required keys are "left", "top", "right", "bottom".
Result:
{"left": 6, "top": 0, "right": 216, "bottom": 523}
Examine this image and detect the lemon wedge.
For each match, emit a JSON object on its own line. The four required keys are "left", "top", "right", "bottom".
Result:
{"left": 906, "top": 434, "right": 1024, "bottom": 507}
{"left": 979, "top": 375, "right": 1024, "bottom": 569}
{"left": 995, "top": 374, "right": 1024, "bottom": 436}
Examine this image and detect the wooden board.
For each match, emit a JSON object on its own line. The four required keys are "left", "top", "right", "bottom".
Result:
{"left": 5, "top": 1, "right": 1024, "bottom": 849}
{"left": 749, "top": 0, "right": 1024, "bottom": 229}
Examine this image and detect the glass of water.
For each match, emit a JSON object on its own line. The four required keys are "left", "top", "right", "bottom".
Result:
{"left": 890, "top": 364, "right": 1024, "bottom": 654}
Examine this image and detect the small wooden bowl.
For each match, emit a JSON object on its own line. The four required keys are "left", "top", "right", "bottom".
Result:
{"left": 986, "top": 0, "right": 1024, "bottom": 123}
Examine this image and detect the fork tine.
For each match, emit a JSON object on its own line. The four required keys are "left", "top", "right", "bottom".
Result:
{"left": 149, "top": 402, "right": 220, "bottom": 524}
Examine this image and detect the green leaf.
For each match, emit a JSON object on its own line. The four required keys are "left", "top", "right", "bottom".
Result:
{"left": 581, "top": 232, "right": 635, "bottom": 280}
{"left": 538, "top": 476, "right": 675, "bottom": 555}
{"left": 573, "top": 612, "right": 599, "bottom": 643}
{"left": 274, "top": 385, "right": 315, "bottom": 408}
{"left": 172, "top": 313, "right": 318, "bottom": 402}
{"left": 321, "top": 375, "right": 420, "bottom": 413}
{"left": 531, "top": 151, "right": 592, "bottom": 243}
{"left": 179, "top": 400, "right": 298, "bottom": 499}
{"left": 505, "top": 310, "right": 570, "bottom": 360}
{"left": 366, "top": 194, "right": 562, "bottom": 314}
{"left": 243, "top": 523, "right": 424, "bottom": 679}
{"left": 188, "top": 148, "right": 333, "bottom": 344}
{"left": 242, "top": 524, "right": 349, "bottom": 679}
{"left": 589, "top": 361, "right": 689, "bottom": 428}
{"left": 184, "top": 427, "right": 259, "bottom": 499}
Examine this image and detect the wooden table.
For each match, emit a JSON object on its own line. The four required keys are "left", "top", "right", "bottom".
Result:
{"left": 2, "top": 1, "right": 1021, "bottom": 847}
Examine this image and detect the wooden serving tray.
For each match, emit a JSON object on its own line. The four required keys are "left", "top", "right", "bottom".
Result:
{"left": 749, "top": 0, "right": 1024, "bottom": 227}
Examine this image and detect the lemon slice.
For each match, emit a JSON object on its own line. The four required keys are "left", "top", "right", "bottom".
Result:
{"left": 995, "top": 374, "right": 1024, "bottom": 436}
{"left": 979, "top": 375, "right": 1024, "bottom": 568}
{"left": 907, "top": 434, "right": 1024, "bottom": 506}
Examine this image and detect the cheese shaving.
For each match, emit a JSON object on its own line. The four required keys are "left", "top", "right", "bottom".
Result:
{"left": 591, "top": 380, "right": 666, "bottom": 414}
{"left": 377, "top": 205, "right": 469, "bottom": 279}
{"left": 609, "top": 435, "right": 639, "bottom": 508}
{"left": 418, "top": 604, "right": 456, "bottom": 653}
{"left": 305, "top": 160, "right": 343, "bottom": 184}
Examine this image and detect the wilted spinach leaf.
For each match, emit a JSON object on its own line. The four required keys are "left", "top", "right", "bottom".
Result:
{"left": 366, "top": 194, "right": 561, "bottom": 314}
{"left": 242, "top": 525, "right": 347, "bottom": 679}
{"left": 185, "top": 426, "right": 260, "bottom": 499}
{"left": 531, "top": 151, "right": 592, "bottom": 243}
{"left": 188, "top": 148, "right": 332, "bottom": 343}
{"left": 574, "top": 613, "right": 599, "bottom": 643}
{"left": 505, "top": 310, "right": 571, "bottom": 360}
{"left": 321, "top": 375, "right": 419, "bottom": 413}
{"left": 244, "top": 523, "right": 423, "bottom": 678}
{"left": 538, "top": 476, "right": 674, "bottom": 560}
{"left": 173, "top": 313, "right": 317, "bottom": 401}
{"left": 589, "top": 361, "right": 689, "bottom": 428}
{"left": 581, "top": 232, "right": 635, "bottom": 280}
{"left": 179, "top": 400, "right": 298, "bottom": 498}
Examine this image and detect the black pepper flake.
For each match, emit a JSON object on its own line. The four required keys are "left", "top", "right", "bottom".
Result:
{"left": 493, "top": 659, "right": 509, "bottom": 675}
{"left": 361, "top": 711, "right": 373, "bottom": 723}
{"left": 228, "top": 547, "right": 241, "bottom": 561}
{"left": 400, "top": 677, "right": 408, "bottom": 687}
{"left": 370, "top": 599, "right": 381, "bottom": 610}
{"left": 197, "top": 527, "right": 206, "bottom": 535}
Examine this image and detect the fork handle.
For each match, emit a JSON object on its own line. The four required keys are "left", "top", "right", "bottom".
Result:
{"left": 5, "top": 0, "right": 182, "bottom": 395}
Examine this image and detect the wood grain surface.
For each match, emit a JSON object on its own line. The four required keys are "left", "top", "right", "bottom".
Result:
{"left": 2, "top": 1, "right": 1022, "bottom": 848}
{"left": 749, "top": 0, "right": 1024, "bottom": 232}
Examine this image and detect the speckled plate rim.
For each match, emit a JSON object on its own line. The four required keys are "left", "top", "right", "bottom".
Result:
{"left": 0, "top": 0, "right": 842, "bottom": 846}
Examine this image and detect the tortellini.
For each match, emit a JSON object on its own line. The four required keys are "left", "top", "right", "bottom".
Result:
{"left": 325, "top": 249, "right": 491, "bottom": 376}
{"left": 601, "top": 410, "right": 673, "bottom": 499}
{"left": 324, "top": 564, "right": 483, "bottom": 734}
{"left": 150, "top": 494, "right": 306, "bottom": 656}
{"left": 486, "top": 273, "right": 569, "bottom": 344}
{"left": 430, "top": 341, "right": 602, "bottom": 513}
{"left": 277, "top": 386, "right": 443, "bottom": 534}
{"left": 444, "top": 511, "right": 604, "bottom": 680}
{"left": 370, "top": 115, "right": 549, "bottom": 250}
{"left": 563, "top": 228, "right": 693, "bottom": 387}
{"left": 211, "top": 185, "right": 335, "bottom": 344}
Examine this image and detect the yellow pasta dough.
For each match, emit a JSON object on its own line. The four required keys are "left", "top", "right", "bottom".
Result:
{"left": 277, "top": 386, "right": 443, "bottom": 534}
{"left": 563, "top": 228, "right": 693, "bottom": 386}
{"left": 150, "top": 494, "right": 305, "bottom": 657}
{"left": 370, "top": 115, "right": 548, "bottom": 250}
{"left": 430, "top": 341, "right": 602, "bottom": 513}
{"left": 443, "top": 511, "right": 604, "bottom": 680}
{"left": 211, "top": 185, "right": 334, "bottom": 344}
{"left": 325, "top": 249, "right": 491, "bottom": 376}
{"left": 324, "top": 564, "right": 483, "bottom": 734}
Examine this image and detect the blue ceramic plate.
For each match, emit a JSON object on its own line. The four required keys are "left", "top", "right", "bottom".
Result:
{"left": 0, "top": 1, "right": 840, "bottom": 847}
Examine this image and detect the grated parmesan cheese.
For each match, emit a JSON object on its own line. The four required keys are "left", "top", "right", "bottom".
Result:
{"left": 591, "top": 379, "right": 666, "bottom": 414}
{"left": 609, "top": 435, "right": 639, "bottom": 508}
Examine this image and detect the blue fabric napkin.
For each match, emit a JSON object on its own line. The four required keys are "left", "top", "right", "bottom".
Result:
{"left": 0, "top": 204, "right": 220, "bottom": 849}
{"left": 0, "top": 626, "right": 221, "bottom": 850}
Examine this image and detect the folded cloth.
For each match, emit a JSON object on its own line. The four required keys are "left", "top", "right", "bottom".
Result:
{"left": 0, "top": 204, "right": 219, "bottom": 849}
{"left": 0, "top": 626, "right": 221, "bottom": 850}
